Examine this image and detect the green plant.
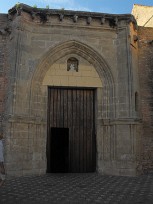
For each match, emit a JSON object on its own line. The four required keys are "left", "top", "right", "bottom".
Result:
{"left": 46, "top": 5, "right": 49, "bottom": 9}
{"left": 16, "top": 2, "right": 21, "bottom": 9}
{"left": 33, "top": 4, "right": 37, "bottom": 8}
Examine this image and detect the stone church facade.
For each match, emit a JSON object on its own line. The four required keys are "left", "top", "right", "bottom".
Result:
{"left": 0, "top": 4, "right": 152, "bottom": 177}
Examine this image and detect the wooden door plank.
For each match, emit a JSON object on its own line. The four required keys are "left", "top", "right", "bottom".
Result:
{"left": 72, "top": 89, "right": 77, "bottom": 172}
{"left": 86, "top": 90, "right": 92, "bottom": 172}
{"left": 63, "top": 89, "right": 68, "bottom": 128}
{"left": 84, "top": 90, "right": 87, "bottom": 172}
{"left": 75, "top": 89, "right": 80, "bottom": 172}
{"left": 79, "top": 89, "right": 84, "bottom": 172}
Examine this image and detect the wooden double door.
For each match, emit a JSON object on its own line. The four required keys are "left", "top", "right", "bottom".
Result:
{"left": 47, "top": 87, "right": 96, "bottom": 173}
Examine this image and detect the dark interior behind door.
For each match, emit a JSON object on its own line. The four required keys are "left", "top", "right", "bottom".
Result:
{"left": 50, "top": 127, "right": 69, "bottom": 173}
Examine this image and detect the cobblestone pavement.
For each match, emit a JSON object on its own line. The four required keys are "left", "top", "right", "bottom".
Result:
{"left": 0, "top": 173, "right": 153, "bottom": 204}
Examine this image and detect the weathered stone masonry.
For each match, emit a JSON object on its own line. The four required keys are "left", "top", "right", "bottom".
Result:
{"left": 0, "top": 4, "right": 146, "bottom": 176}
{"left": 138, "top": 27, "right": 153, "bottom": 173}
{"left": 0, "top": 14, "right": 9, "bottom": 134}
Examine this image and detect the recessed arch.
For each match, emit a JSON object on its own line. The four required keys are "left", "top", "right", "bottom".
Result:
{"left": 32, "top": 40, "right": 114, "bottom": 85}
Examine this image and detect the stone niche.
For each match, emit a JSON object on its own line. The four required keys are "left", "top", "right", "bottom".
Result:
{"left": 1, "top": 4, "right": 142, "bottom": 177}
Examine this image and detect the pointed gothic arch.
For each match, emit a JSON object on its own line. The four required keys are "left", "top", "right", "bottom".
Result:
{"left": 30, "top": 40, "right": 116, "bottom": 119}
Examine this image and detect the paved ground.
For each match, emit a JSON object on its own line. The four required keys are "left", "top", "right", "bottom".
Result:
{"left": 0, "top": 173, "right": 153, "bottom": 204}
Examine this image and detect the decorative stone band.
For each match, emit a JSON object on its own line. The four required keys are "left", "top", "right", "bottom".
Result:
{"left": 8, "top": 115, "right": 142, "bottom": 125}
{"left": 8, "top": 115, "right": 46, "bottom": 125}
{"left": 99, "top": 118, "right": 142, "bottom": 126}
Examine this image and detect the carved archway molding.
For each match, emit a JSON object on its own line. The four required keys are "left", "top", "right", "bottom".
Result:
{"left": 32, "top": 40, "right": 114, "bottom": 84}
{"left": 30, "top": 40, "right": 116, "bottom": 119}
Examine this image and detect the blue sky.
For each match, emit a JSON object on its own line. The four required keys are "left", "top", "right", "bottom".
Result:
{"left": 1, "top": 0, "right": 153, "bottom": 14}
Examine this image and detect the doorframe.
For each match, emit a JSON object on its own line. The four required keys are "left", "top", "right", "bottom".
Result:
{"left": 46, "top": 86, "right": 97, "bottom": 173}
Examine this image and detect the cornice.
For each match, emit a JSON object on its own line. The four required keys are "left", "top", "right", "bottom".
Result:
{"left": 8, "top": 3, "right": 137, "bottom": 28}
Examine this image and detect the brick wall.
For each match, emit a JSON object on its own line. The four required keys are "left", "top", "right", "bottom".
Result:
{"left": 0, "top": 14, "right": 8, "bottom": 133}
{"left": 138, "top": 26, "right": 153, "bottom": 173}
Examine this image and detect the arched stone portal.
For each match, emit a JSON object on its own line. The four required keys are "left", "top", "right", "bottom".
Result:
{"left": 1, "top": 4, "right": 143, "bottom": 177}
{"left": 5, "top": 40, "right": 141, "bottom": 177}
{"left": 29, "top": 40, "right": 116, "bottom": 174}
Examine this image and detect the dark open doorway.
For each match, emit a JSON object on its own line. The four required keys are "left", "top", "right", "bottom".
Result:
{"left": 48, "top": 127, "right": 69, "bottom": 173}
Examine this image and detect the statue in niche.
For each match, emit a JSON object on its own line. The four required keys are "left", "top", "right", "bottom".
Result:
{"left": 67, "top": 57, "right": 79, "bottom": 72}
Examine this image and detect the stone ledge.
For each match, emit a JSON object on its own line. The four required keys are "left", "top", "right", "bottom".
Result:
{"left": 98, "top": 118, "right": 142, "bottom": 125}
{"left": 8, "top": 115, "right": 46, "bottom": 125}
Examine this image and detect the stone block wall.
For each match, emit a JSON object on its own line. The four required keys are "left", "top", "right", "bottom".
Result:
{"left": 138, "top": 26, "right": 153, "bottom": 173}
{"left": 0, "top": 14, "right": 8, "bottom": 132}
{"left": 42, "top": 60, "right": 102, "bottom": 87}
